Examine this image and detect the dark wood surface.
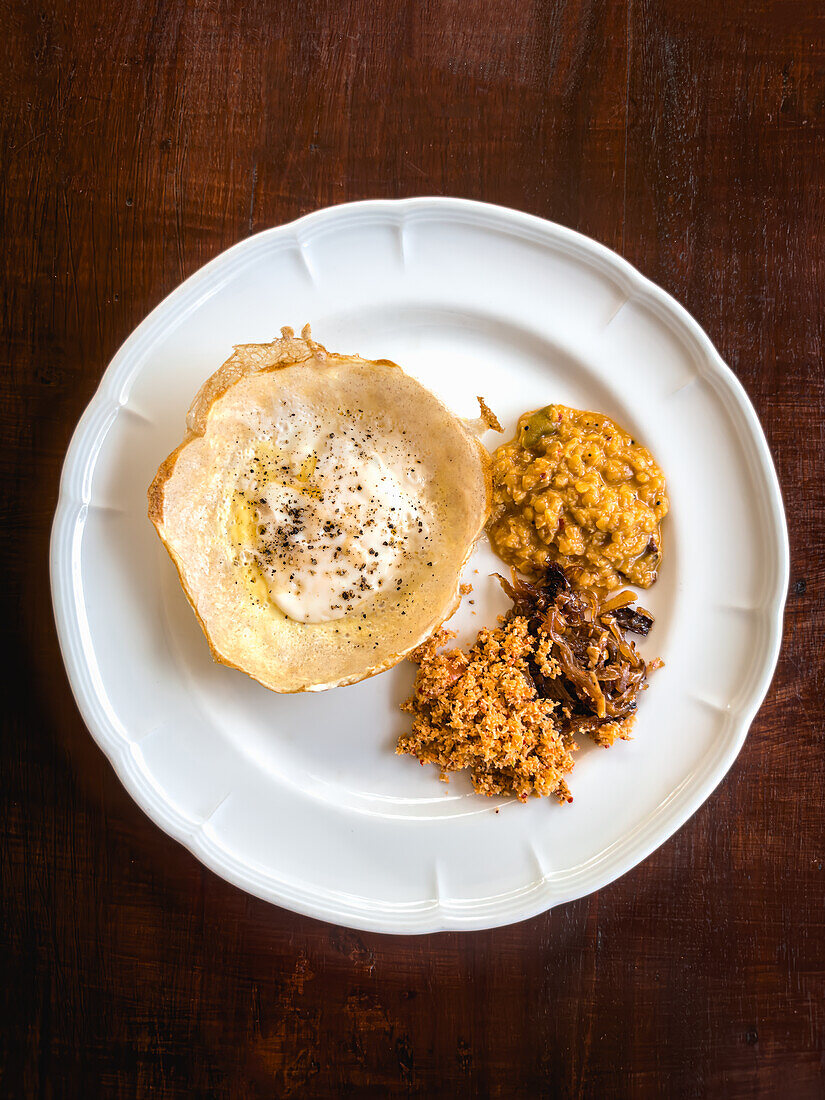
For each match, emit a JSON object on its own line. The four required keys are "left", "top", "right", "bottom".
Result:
{"left": 3, "top": 0, "right": 823, "bottom": 1096}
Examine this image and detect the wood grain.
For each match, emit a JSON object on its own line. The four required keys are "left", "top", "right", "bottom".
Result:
{"left": 2, "top": 0, "right": 823, "bottom": 1096}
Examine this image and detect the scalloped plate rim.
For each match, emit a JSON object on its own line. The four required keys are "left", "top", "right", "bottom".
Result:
{"left": 50, "top": 197, "right": 789, "bottom": 934}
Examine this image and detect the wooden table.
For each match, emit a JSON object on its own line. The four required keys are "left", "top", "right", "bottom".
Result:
{"left": 4, "top": 1, "right": 823, "bottom": 1095}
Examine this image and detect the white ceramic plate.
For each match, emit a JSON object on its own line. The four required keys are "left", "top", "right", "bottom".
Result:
{"left": 51, "top": 198, "right": 788, "bottom": 933}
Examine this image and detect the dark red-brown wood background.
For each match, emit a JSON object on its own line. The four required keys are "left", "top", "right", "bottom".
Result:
{"left": 2, "top": 0, "right": 824, "bottom": 1096}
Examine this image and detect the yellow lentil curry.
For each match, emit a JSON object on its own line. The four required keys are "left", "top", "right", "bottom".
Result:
{"left": 488, "top": 404, "right": 669, "bottom": 592}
